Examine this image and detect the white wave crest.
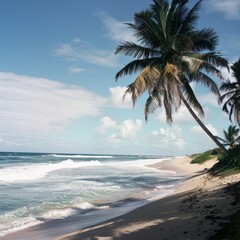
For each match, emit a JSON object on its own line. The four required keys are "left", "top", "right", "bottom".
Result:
{"left": 74, "top": 202, "right": 96, "bottom": 210}
{"left": 52, "top": 154, "right": 113, "bottom": 158}
{"left": 0, "top": 217, "right": 43, "bottom": 237}
{"left": 42, "top": 208, "right": 78, "bottom": 220}
{"left": 74, "top": 202, "right": 110, "bottom": 210}
{"left": 0, "top": 159, "right": 102, "bottom": 182}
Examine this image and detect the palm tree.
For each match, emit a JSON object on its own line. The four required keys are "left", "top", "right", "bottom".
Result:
{"left": 114, "top": 0, "right": 229, "bottom": 153}
{"left": 217, "top": 125, "right": 240, "bottom": 149}
{"left": 220, "top": 58, "right": 240, "bottom": 126}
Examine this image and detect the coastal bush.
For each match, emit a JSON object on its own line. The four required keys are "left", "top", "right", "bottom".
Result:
{"left": 217, "top": 145, "right": 240, "bottom": 170}
{"left": 210, "top": 148, "right": 224, "bottom": 155}
{"left": 191, "top": 153, "right": 213, "bottom": 164}
{"left": 190, "top": 148, "right": 222, "bottom": 164}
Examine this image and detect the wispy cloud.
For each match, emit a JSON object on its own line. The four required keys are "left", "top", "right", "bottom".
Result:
{"left": 54, "top": 12, "right": 136, "bottom": 69}
{"left": 0, "top": 72, "right": 105, "bottom": 146}
{"left": 54, "top": 38, "right": 120, "bottom": 67}
{"left": 68, "top": 66, "right": 85, "bottom": 74}
{"left": 97, "top": 11, "right": 136, "bottom": 43}
{"left": 207, "top": 0, "right": 240, "bottom": 19}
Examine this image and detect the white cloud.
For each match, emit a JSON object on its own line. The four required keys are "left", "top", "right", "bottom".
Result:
{"left": 149, "top": 126, "right": 186, "bottom": 150}
{"left": 105, "top": 133, "right": 120, "bottom": 145}
{"left": 97, "top": 116, "right": 117, "bottom": 135}
{"left": 119, "top": 119, "right": 142, "bottom": 141}
{"left": 207, "top": 0, "right": 240, "bottom": 19}
{"left": 98, "top": 11, "right": 136, "bottom": 43}
{"left": 107, "top": 86, "right": 133, "bottom": 108}
{"left": 97, "top": 116, "right": 142, "bottom": 143}
{"left": 54, "top": 39, "right": 119, "bottom": 67}
{"left": 0, "top": 72, "right": 105, "bottom": 144}
{"left": 69, "top": 66, "right": 85, "bottom": 74}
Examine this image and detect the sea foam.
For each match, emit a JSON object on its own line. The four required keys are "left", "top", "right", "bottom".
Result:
{"left": 0, "top": 159, "right": 102, "bottom": 182}
{"left": 53, "top": 154, "right": 113, "bottom": 158}
{"left": 0, "top": 217, "right": 43, "bottom": 237}
{"left": 42, "top": 208, "right": 78, "bottom": 220}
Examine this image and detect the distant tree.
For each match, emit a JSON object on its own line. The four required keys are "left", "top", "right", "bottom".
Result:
{"left": 221, "top": 58, "right": 240, "bottom": 126}
{"left": 216, "top": 125, "right": 240, "bottom": 149}
{"left": 114, "top": 0, "right": 229, "bottom": 153}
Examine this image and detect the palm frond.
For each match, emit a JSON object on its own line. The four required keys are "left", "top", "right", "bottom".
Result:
{"left": 202, "top": 52, "right": 229, "bottom": 70}
{"left": 115, "top": 58, "right": 154, "bottom": 80}
{"left": 115, "top": 41, "right": 161, "bottom": 58}
{"left": 181, "top": 0, "right": 202, "bottom": 33}
{"left": 163, "top": 90, "right": 173, "bottom": 123}
{"left": 235, "top": 106, "right": 240, "bottom": 125}
{"left": 231, "top": 58, "right": 240, "bottom": 83}
{"left": 220, "top": 81, "right": 238, "bottom": 92}
{"left": 228, "top": 103, "right": 235, "bottom": 123}
{"left": 192, "top": 28, "right": 218, "bottom": 51}
{"left": 181, "top": 79, "right": 204, "bottom": 117}
{"left": 188, "top": 71, "right": 221, "bottom": 102}
{"left": 132, "top": 10, "right": 165, "bottom": 48}
{"left": 123, "top": 65, "right": 162, "bottom": 106}
{"left": 222, "top": 101, "right": 230, "bottom": 114}
{"left": 182, "top": 56, "right": 203, "bottom": 73}
{"left": 144, "top": 95, "right": 160, "bottom": 121}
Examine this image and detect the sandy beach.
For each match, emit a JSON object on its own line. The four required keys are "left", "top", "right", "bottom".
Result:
{"left": 57, "top": 157, "right": 240, "bottom": 240}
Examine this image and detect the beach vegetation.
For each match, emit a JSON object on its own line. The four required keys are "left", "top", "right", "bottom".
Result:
{"left": 210, "top": 126, "right": 240, "bottom": 174}
{"left": 215, "top": 145, "right": 240, "bottom": 170}
{"left": 216, "top": 125, "right": 240, "bottom": 149}
{"left": 190, "top": 148, "right": 222, "bottom": 164}
{"left": 220, "top": 58, "right": 240, "bottom": 126}
{"left": 114, "top": 0, "right": 229, "bottom": 153}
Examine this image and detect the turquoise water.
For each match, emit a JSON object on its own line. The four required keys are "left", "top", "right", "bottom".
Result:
{"left": 0, "top": 152, "right": 183, "bottom": 238}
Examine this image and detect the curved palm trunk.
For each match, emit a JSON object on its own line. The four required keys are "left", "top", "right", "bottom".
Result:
{"left": 181, "top": 96, "right": 228, "bottom": 154}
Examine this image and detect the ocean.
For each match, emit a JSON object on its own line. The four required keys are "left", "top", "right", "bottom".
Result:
{"left": 0, "top": 152, "right": 184, "bottom": 239}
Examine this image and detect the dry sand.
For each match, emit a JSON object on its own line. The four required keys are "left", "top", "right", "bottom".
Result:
{"left": 58, "top": 157, "right": 240, "bottom": 240}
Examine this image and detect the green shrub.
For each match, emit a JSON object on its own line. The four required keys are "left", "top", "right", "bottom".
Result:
{"left": 190, "top": 148, "right": 222, "bottom": 164}
{"left": 217, "top": 145, "right": 240, "bottom": 169}
{"left": 211, "top": 148, "right": 224, "bottom": 155}
{"left": 191, "top": 153, "right": 213, "bottom": 164}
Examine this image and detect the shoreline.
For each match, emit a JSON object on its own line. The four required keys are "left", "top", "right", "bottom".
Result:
{"left": 0, "top": 156, "right": 186, "bottom": 240}
{"left": 3, "top": 157, "right": 240, "bottom": 240}
{"left": 57, "top": 157, "right": 240, "bottom": 240}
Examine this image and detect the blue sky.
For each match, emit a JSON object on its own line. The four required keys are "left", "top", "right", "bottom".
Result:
{"left": 0, "top": 0, "right": 239, "bottom": 155}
